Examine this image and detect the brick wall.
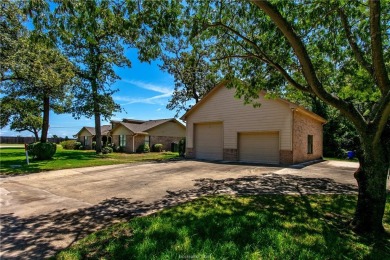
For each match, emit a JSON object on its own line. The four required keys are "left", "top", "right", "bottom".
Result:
{"left": 150, "top": 136, "right": 182, "bottom": 152}
{"left": 223, "top": 148, "right": 238, "bottom": 161}
{"left": 293, "top": 111, "right": 323, "bottom": 163}
{"left": 186, "top": 147, "right": 195, "bottom": 158}
{"left": 134, "top": 135, "right": 145, "bottom": 152}
{"left": 112, "top": 134, "right": 134, "bottom": 153}
{"left": 280, "top": 150, "right": 293, "bottom": 165}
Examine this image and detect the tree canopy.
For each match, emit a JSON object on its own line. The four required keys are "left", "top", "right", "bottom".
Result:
{"left": 0, "top": 97, "right": 42, "bottom": 141}
{"left": 46, "top": 0, "right": 181, "bottom": 153}
{"left": 160, "top": 40, "right": 220, "bottom": 116}
{"left": 1, "top": 0, "right": 75, "bottom": 143}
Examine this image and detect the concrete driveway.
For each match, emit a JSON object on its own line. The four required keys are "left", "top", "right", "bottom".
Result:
{"left": 0, "top": 160, "right": 362, "bottom": 259}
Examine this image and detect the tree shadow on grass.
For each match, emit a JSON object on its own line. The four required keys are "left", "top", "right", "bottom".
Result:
{"left": 1, "top": 174, "right": 388, "bottom": 259}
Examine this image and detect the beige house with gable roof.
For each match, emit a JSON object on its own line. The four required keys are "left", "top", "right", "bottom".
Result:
{"left": 75, "top": 125, "right": 112, "bottom": 150}
{"left": 181, "top": 82, "right": 326, "bottom": 165}
{"left": 110, "top": 118, "right": 186, "bottom": 153}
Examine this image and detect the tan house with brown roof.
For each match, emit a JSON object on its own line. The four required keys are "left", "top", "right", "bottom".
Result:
{"left": 111, "top": 118, "right": 186, "bottom": 153}
{"left": 181, "top": 82, "right": 326, "bottom": 165}
{"left": 75, "top": 125, "right": 112, "bottom": 149}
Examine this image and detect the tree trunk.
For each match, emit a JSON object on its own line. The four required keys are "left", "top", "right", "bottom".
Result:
{"left": 33, "top": 128, "right": 39, "bottom": 142}
{"left": 91, "top": 81, "right": 102, "bottom": 154}
{"left": 352, "top": 134, "right": 388, "bottom": 234}
{"left": 40, "top": 96, "right": 50, "bottom": 143}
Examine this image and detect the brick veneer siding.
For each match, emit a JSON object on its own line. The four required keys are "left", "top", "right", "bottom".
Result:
{"left": 150, "top": 136, "right": 183, "bottom": 152}
{"left": 134, "top": 135, "right": 146, "bottom": 152}
{"left": 293, "top": 111, "right": 323, "bottom": 163}
{"left": 224, "top": 148, "right": 238, "bottom": 161}
{"left": 124, "top": 135, "right": 133, "bottom": 153}
{"left": 186, "top": 147, "right": 195, "bottom": 158}
{"left": 112, "top": 134, "right": 144, "bottom": 153}
{"left": 280, "top": 150, "right": 293, "bottom": 165}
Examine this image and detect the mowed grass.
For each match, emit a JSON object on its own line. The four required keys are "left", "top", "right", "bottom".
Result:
{"left": 56, "top": 195, "right": 390, "bottom": 260}
{"left": 0, "top": 146, "right": 180, "bottom": 175}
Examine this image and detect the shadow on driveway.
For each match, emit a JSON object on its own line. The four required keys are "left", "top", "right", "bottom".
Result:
{"left": 0, "top": 173, "right": 357, "bottom": 259}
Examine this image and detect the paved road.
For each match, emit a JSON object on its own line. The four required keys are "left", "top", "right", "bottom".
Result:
{"left": 0, "top": 160, "right": 363, "bottom": 259}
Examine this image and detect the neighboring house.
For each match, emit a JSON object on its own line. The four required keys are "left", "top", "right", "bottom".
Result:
{"left": 180, "top": 82, "right": 326, "bottom": 165}
{"left": 75, "top": 125, "right": 112, "bottom": 149}
{"left": 110, "top": 118, "right": 186, "bottom": 153}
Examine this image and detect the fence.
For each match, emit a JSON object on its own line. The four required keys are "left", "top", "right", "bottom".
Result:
{"left": 0, "top": 136, "right": 74, "bottom": 144}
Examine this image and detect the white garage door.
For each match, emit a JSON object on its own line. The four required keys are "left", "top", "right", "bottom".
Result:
{"left": 239, "top": 132, "right": 279, "bottom": 164}
{"left": 195, "top": 123, "right": 223, "bottom": 160}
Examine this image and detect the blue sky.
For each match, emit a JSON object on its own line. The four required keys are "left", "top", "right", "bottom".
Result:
{"left": 0, "top": 48, "right": 179, "bottom": 138}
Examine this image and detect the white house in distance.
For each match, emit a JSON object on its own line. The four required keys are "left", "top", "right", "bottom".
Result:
{"left": 181, "top": 82, "right": 326, "bottom": 165}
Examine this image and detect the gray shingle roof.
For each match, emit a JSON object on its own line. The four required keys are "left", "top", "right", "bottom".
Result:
{"left": 117, "top": 119, "right": 176, "bottom": 134}
{"left": 78, "top": 125, "right": 112, "bottom": 136}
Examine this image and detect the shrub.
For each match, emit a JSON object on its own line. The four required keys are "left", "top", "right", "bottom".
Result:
{"left": 92, "top": 141, "right": 96, "bottom": 150}
{"left": 60, "top": 140, "right": 76, "bottom": 150}
{"left": 136, "top": 143, "right": 150, "bottom": 153}
{"left": 178, "top": 137, "right": 186, "bottom": 156}
{"left": 110, "top": 145, "right": 123, "bottom": 153}
{"left": 27, "top": 142, "right": 57, "bottom": 160}
{"left": 152, "top": 144, "right": 163, "bottom": 152}
{"left": 102, "top": 146, "right": 113, "bottom": 154}
{"left": 74, "top": 142, "right": 82, "bottom": 150}
{"left": 78, "top": 145, "right": 84, "bottom": 150}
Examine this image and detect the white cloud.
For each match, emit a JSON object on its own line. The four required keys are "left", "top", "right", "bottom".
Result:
{"left": 122, "top": 79, "right": 172, "bottom": 95}
{"left": 115, "top": 79, "right": 173, "bottom": 105}
{"left": 114, "top": 93, "right": 171, "bottom": 105}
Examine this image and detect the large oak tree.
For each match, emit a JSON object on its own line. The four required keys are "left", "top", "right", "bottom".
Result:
{"left": 1, "top": 0, "right": 74, "bottom": 143}
{"left": 49, "top": 0, "right": 181, "bottom": 154}
{"left": 183, "top": 0, "right": 389, "bottom": 234}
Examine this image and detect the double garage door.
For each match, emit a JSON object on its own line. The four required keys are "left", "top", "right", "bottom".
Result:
{"left": 194, "top": 123, "right": 279, "bottom": 164}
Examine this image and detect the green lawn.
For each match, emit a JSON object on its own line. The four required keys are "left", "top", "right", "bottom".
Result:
{"left": 0, "top": 146, "right": 180, "bottom": 175}
{"left": 56, "top": 195, "right": 390, "bottom": 260}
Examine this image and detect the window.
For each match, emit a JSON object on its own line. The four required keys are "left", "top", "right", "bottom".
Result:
{"left": 145, "top": 135, "right": 150, "bottom": 146}
{"left": 307, "top": 135, "right": 313, "bottom": 154}
{"left": 119, "top": 135, "right": 126, "bottom": 147}
{"left": 84, "top": 136, "right": 88, "bottom": 145}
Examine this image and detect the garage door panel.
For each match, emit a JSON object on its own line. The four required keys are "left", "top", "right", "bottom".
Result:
{"left": 239, "top": 132, "right": 279, "bottom": 164}
{"left": 195, "top": 123, "right": 223, "bottom": 160}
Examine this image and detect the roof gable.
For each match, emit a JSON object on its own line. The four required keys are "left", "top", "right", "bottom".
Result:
{"left": 180, "top": 81, "right": 326, "bottom": 123}
{"left": 76, "top": 125, "right": 112, "bottom": 136}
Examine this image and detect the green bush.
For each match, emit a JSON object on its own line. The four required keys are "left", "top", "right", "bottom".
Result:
{"left": 60, "top": 140, "right": 76, "bottom": 150}
{"left": 92, "top": 141, "right": 96, "bottom": 150}
{"left": 74, "top": 142, "right": 82, "bottom": 150}
{"left": 27, "top": 142, "right": 57, "bottom": 160}
{"left": 178, "top": 137, "right": 186, "bottom": 156}
{"left": 102, "top": 146, "right": 113, "bottom": 154}
{"left": 152, "top": 144, "right": 163, "bottom": 152}
{"left": 136, "top": 143, "right": 150, "bottom": 153}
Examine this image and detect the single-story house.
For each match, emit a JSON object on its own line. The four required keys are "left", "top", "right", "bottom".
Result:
{"left": 110, "top": 118, "right": 186, "bottom": 153}
{"left": 75, "top": 125, "right": 112, "bottom": 150}
{"left": 181, "top": 82, "right": 326, "bottom": 165}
